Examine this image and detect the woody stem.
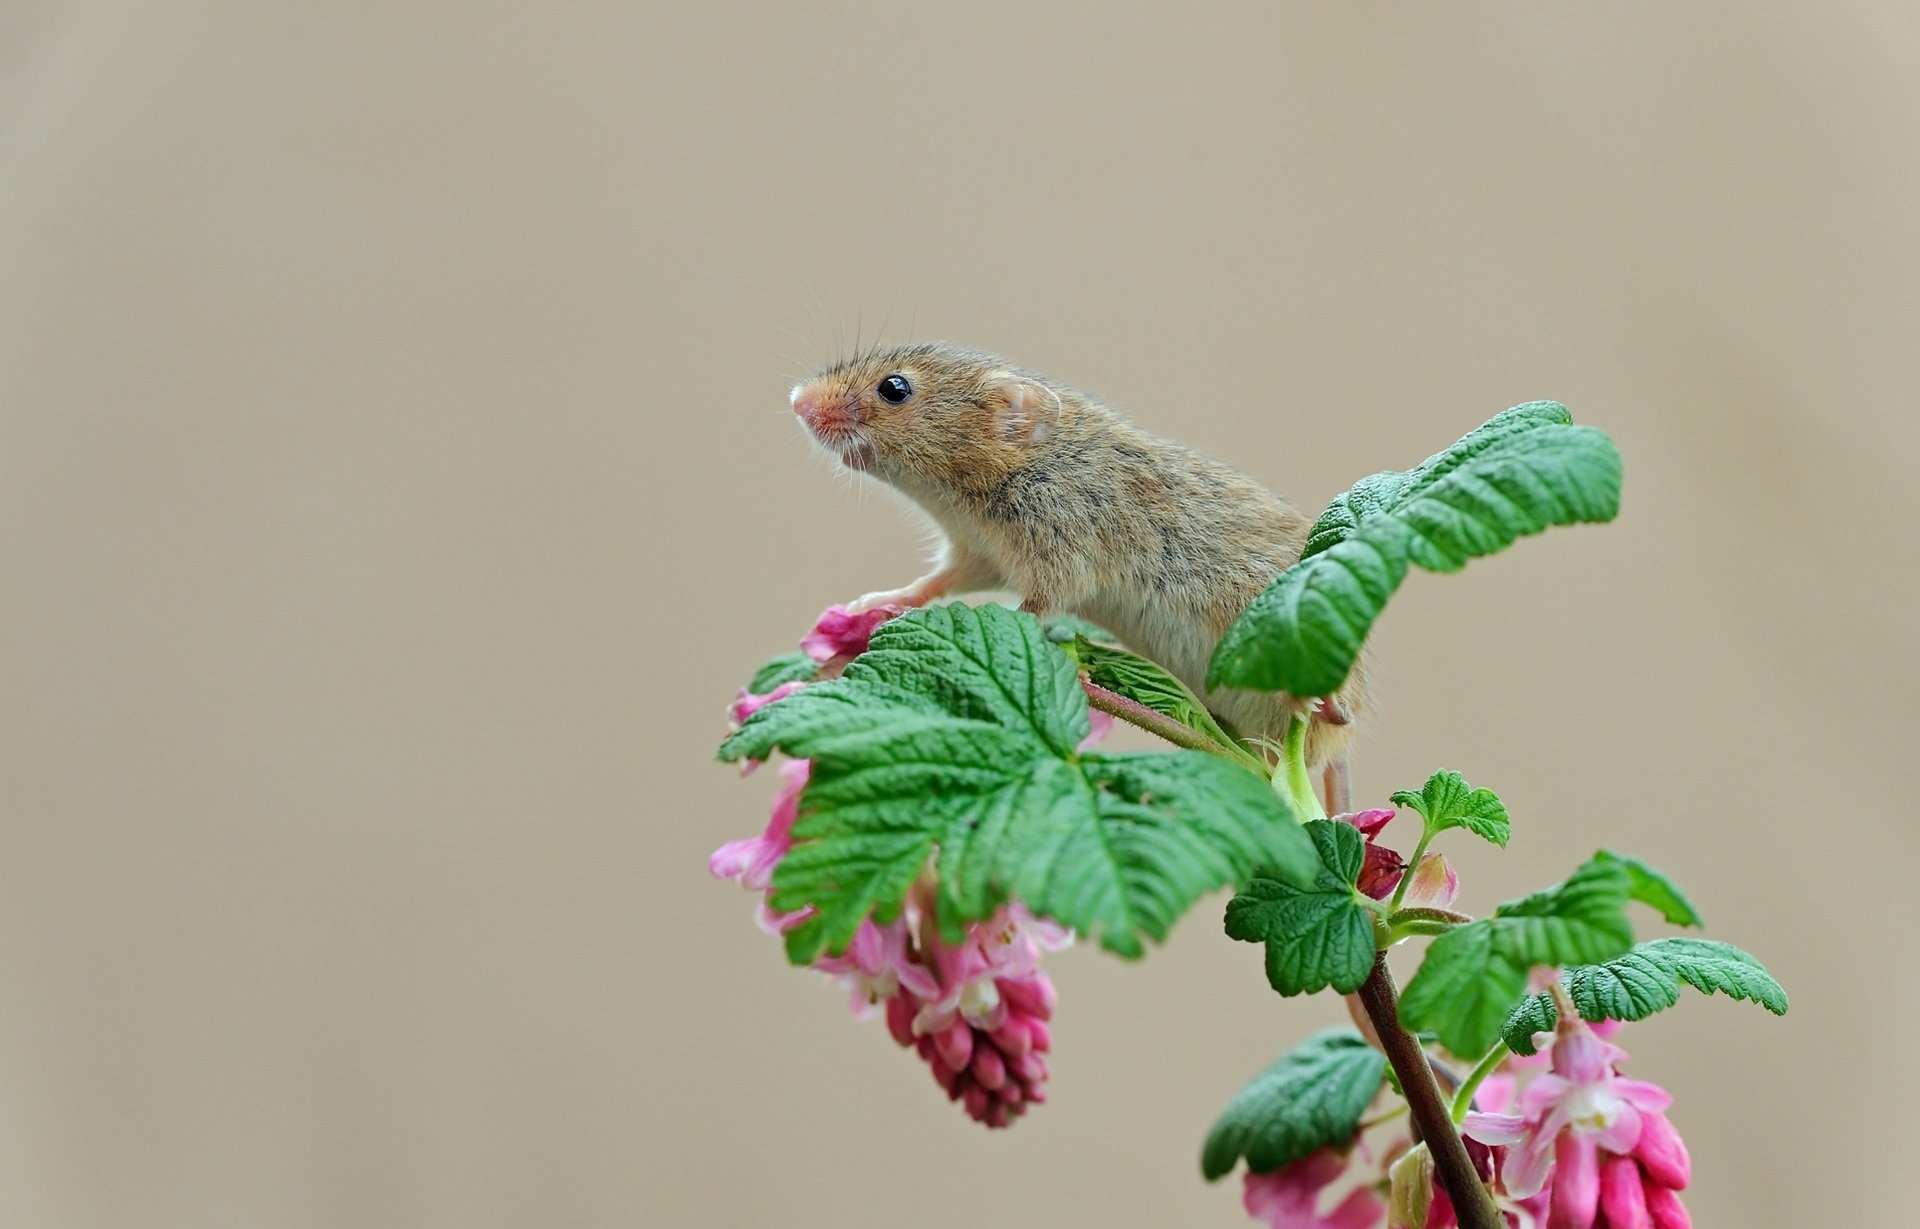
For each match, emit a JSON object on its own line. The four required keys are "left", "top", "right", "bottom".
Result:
{"left": 1354, "top": 953, "right": 1503, "bottom": 1229}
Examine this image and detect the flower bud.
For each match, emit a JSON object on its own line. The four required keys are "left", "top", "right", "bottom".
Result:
{"left": 1550, "top": 1130, "right": 1600, "bottom": 1228}
{"left": 933, "top": 1022, "right": 973, "bottom": 1073}
{"left": 989, "top": 1016, "right": 1032, "bottom": 1056}
{"left": 1644, "top": 1185, "right": 1692, "bottom": 1229}
{"left": 1387, "top": 1142, "right": 1434, "bottom": 1229}
{"left": 970, "top": 1044, "right": 1008, "bottom": 1091}
{"left": 1599, "top": 1155, "right": 1650, "bottom": 1229}
{"left": 1632, "top": 1111, "right": 1691, "bottom": 1190}
{"left": 998, "top": 973, "right": 1056, "bottom": 1019}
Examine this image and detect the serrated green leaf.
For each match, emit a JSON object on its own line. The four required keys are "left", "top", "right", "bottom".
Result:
{"left": 1301, "top": 470, "right": 1410, "bottom": 559}
{"left": 1501, "top": 994, "right": 1558, "bottom": 1052}
{"left": 850, "top": 602, "right": 1091, "bottom": 758}
{"left": 1502, "top": 938, "right": 1788, "bottom": 1053}
{"left": 1223, "top": 821, "right": 1377, "bottom": 996}
{"left": 1490, "top": 855, "right": 1636, "bottom": 967}
{"left": 1201, "top": 1029, "right": 1388, "bottom": 1180}
{"left": 1068, "top": 636, "right": 1251, "bottom": 761}
{"left": 748, "top": 650, "right": 818, "bottom": 694}
{"left": 720, "top": 605, "right": 1318, "bottom": 964}
{"left": 1388, "top": 769, "right": 1511, "bottom": 848}
{"left": 1595, "top": 850, "right": 1704, "bottom": 928}
{"left": 1399, "top": 853, "right": 1634, "bottom": 1056}
{"left": 1209, "top": 409, "right": 1621, "bottom": 697}
{"left": 1210, "top": 520, "right": 1414, "bottom": 699}
{"left": 1390, "top": 401, "right": 1578, "bottom": 519}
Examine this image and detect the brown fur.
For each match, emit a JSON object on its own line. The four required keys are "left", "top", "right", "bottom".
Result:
{"left": 790, "top": 342, "right": 1368, "bottom": 766}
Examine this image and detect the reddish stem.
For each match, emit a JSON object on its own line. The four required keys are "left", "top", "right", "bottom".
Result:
{"left": 1353, "top": 954, "right": 1503, "bottom": 1229}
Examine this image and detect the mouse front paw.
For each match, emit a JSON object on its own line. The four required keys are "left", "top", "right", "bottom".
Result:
{"left": 846, "top": 567, "right": 957, "bottom": 615}
{"left": 846, "top": 587, "right": 918, "bottom": 616}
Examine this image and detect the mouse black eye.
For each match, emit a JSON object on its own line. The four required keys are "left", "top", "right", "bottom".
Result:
{"left": 876, "top": 374, "right": 914, "bottom": 404}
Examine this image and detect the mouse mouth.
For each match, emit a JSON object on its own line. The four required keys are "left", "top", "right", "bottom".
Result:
{"left": 809, "top": 425, "right": 874, "bottom": 472}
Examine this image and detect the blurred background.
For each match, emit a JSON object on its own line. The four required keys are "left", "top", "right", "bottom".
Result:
{"left": 0, "top": 3, "right": 1912, "bottom": 1225}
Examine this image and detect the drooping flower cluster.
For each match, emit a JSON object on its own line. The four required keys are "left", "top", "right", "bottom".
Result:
{"left": 1464, "top": 1006, "right": 1692, "bottom": 1229}
{"left": 1238, "top": 812, "right": 1689, "bottom": 1229}
{"left": 710, "top": 604, "right": 1080, "bottom": 1128}
{"left": 878, "top": 900, "right": 1068, "bottom": 1127}
{"left": 1238, "top": 1014, "right": 1690, "bottom": 1229}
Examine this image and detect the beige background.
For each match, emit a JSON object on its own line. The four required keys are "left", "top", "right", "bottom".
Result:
{"left": 0, "top": 3, "right": 1912, "bottom": 1226}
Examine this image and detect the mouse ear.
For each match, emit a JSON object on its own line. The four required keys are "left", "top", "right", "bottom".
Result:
{"left": 988, "top": 373, "right": 1060, "bottom": 445}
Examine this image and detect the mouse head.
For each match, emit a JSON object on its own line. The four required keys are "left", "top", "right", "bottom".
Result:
{"left": 790, "top": 343, "right": 1061, "bottom": 495}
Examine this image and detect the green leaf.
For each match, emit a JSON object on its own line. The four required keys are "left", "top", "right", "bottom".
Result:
{"left": 1301, "top": 470, "right": 1413, "bottom": 560}
{"left": 850, "top": 603, "right": 1091, "bottom": 758}
{"left": 1224, "top": 821, "right": 1378, "bottom": 996}
{"left": 1201, "top": 1029, "right": 1388, "bottom": 1180}
{"left": 748, "top": 650, "right": 818, "bottom": 694}
{"left": 1399, "top": 853, "right": 1634, "bottom": 1056}
{"left": 1489, "top": 854, "right": 1636, "bottom": 967}
{"left": 1502, "top": 938, "right": 1788, "bottom": 1054}
{"left": 1301, "top": 403, "right": 1578, "bottom": 562}
{"left": 1388, "top": 769, "right": 1511, "bottom": 848}
{"left": 1042, "top": 612, "right": 1118, "bottom": 644}
{"left": 718, "top": 605, "right": 1319, "bottom": 963}
{"left": 1501, "top": 994, "right": 1558, "bottom": 1051}
{"left": 1595, "top": 850, "right": 1704, "bottom": 928}
{"left": 1067, "top": 636, "right": 1251, "bottom": 760}
{"left": 1208, "top": 408, "right": 1623, "bottom": 698}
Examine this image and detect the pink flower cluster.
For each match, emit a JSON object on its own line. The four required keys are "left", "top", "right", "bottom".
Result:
{"left": 1240, "top": 1014, "right": 1691, "bottom": 1229}
{"left": 878, "top": 902, "right": 1068, "bottom": 1128}
{"left": 712, "top": 603, "right": 1076, "bottom": 1128}
{"left": 1238, "top": 808, "right": 1689, "bottom": 1229}
{"left": 1465, "top": 1009, "right": 1692, "bottom": 1229}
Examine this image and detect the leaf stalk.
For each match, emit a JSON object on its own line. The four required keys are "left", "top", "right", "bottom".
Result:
{"left": 1080, "top": 679, "right": 1270, "bottom": 777}
{"left": 1387, "top": 825, "right": 1437, "bottom": 912}
{"left": 1449, "top": 1043, "right": 1511, "bottom": 1124}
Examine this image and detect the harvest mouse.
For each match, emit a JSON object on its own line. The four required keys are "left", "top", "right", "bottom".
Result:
{"left": 788, "top": 342, "right": 1367, "bottom": 767}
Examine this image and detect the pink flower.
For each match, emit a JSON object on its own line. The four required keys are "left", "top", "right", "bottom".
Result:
{"left": 727, "top": 680, "right": 804, "bottom": 727}
{"left": 1081, "top": 705, "right": 1116, "bottom": 751}
{"left": 889, "top": 966, "right": 1058, "bottom": 1129}
{"left": 1243, "top": 1147, "right": 1385, "bottom": 1229}
{"left": 908, "top": 902, "right": 1071, "bottom": 1036}
{"left": 799, "top": 603, "right": 903, "bottom": 665}
{"left": 708, "top": 758, "right": 809, "bottom": 892}
{"left": 1334, "top": 808, "right": 1407, "bottom": 900}
{"left": 814, "top": 915, "right": 937, "bottom": 1019}
{"left": 1399, "top": 852, "right": 1459, "bottom": 910}
{"left": 726, "top": 601, "right": 907, "bottom": 744}
{"left": 1463, "top": 1011, "right": 1691, "bottom": 1229}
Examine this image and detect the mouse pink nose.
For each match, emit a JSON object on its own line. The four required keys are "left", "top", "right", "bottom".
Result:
{"left": 791, "top": 385, "right": 852, "bottom": 433}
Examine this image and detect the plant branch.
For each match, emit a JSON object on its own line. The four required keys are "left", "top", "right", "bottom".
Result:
{"left": 1355, "top": 954, "right": 1502, "bottom": 1229}
{"left": 1079, "top": 679, "right": 1267, "bottom": 774}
